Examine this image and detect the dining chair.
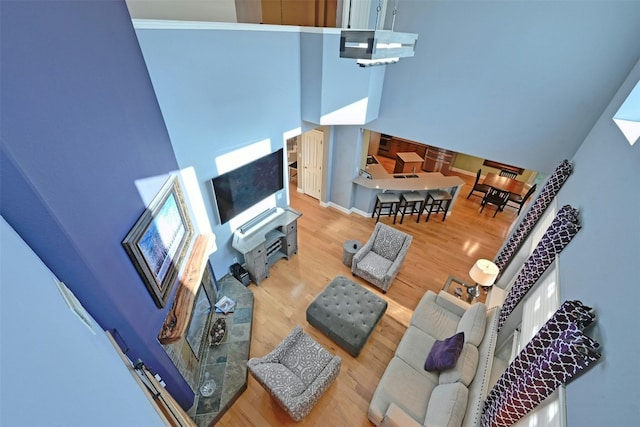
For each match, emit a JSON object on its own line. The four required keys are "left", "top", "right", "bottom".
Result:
{"left": 499, "top": 169, "right": 518, "bottom": 179}
{"left": 466, "top": 169, "right": 490, "bottom": 200}
{"left": 506, "top": 184, "right": 537, "bottom": 215}
{"left": 480, "top": 187, "right": 510, "bottom": 217}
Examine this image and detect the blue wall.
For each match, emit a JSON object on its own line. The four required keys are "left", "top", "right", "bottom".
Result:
{"left": 556, "top": 59, "right": 640, "bottom": 425}
{"left": 300, "top": 30, "right": 386, "bottom": 125}
{"left": 134, "top": 25, "right": 303, "bottom": 275}
{"left": 329, "top": 126, "right": 363, "bottom": 208}
{"left": 0, "top": 1, "right": 194, "bottom": 407}
{"left": 370, "top": 0, "right": 640, "bottom": 174}
{"left": 301, "top": 31, "right": 324, "bottom": 122}
{"left": 317, "top": 32, "right": 385, "bottom": 124}
{"left": 1, "top": 218, "right": 164, "bottom": 426}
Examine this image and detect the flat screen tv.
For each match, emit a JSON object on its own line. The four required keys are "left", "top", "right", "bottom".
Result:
{"left": 211, "top": 148, "right": 284, "bottom": 224}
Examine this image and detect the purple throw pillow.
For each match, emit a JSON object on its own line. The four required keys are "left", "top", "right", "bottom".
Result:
{"left": 424, "top": 332, "right": 465, "bottom": 372}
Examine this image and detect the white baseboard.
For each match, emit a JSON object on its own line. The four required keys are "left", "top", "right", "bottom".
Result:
{"left": 326, "top": 201, "right": 349, "bottom": 214}
{"left": 324, "top": 202, "right": 370, "bottom": 218}
{"left": 450, "top": 166, "right": 476, "bottom": 177}
{"left": 351, "top": 207, "right": 370, "bottom": 217}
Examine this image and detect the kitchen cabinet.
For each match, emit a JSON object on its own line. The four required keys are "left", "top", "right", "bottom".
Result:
{"left": 423, "top": 146, "right": 456, "bottom": 174}
{"left": 377, "top": 134, "right": 392, "bottom": 157}
{"left": 375, "top": 135, "right": 456, "bottom": 175}
{"left": 377, "top": 136, "right": 427, "bottom": 159}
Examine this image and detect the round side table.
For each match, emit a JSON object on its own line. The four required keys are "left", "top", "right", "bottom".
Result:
{"left": 342, "top": 239, "right": 363, "bottom": 267}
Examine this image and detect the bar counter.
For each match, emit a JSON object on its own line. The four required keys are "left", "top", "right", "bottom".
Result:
{"left": 352, "top": 162, "right": 465, "bottom": 217}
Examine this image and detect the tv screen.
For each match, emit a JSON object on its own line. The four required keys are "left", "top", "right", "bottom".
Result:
{"left": 212, "top": 148, "right": 284, "bottom": 224}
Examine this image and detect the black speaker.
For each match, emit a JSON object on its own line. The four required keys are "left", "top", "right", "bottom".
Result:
{"left": 230, "top": 263, "right": 250, "bottom": 286}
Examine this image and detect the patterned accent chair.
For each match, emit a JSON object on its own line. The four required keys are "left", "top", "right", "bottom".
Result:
{"left": 247, "top": 326, "right": 341, "bottom": 421}
{"left": 351, "top": 222, "right": 413, "bottom": 293}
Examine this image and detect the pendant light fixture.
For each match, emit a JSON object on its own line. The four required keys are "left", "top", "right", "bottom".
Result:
{"left": 340, "top": 0, "right": 418, "bottom": 67}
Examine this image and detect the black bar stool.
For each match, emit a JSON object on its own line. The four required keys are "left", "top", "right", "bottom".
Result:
{"left": 372, "top": 193, "right": 400, "bottom": 222}
{"left": 396, "top": 191, "right": 424, "bottom": 224}
{"left": 424, "top": 189, "right": 453, "bottom": 221}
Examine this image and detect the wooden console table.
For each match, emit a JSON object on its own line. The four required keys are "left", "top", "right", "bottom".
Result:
{"left": 232, "top": 207, "right": 302, "bottom": 285}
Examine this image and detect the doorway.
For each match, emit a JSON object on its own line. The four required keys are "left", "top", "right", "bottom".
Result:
{"left": 286, "top": 136, "right": 298, "bottom": 185}
{"left": 301, "top": 129, "right": 324, "bottom": 200}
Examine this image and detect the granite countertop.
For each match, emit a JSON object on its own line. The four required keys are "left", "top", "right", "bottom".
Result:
{"left": 356, "top": 163, "right": 464, "bottom": 191}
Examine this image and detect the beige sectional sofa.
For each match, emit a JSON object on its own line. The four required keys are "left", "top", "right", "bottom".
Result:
{"left": 368, "top": 290, "right": 501, "bottom": 427}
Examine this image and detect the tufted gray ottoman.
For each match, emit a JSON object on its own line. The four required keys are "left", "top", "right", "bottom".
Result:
{"left": 306, "top": 275, "right": 387, "bottom": 357}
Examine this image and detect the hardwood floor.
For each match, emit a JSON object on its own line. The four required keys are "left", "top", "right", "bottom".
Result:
{"left": 216, "top": 167, "right": 518, "bottom": 426}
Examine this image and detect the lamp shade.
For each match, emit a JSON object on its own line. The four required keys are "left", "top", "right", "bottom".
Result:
{"left": 469, "top": 259, "right": 499, "bottom": 287}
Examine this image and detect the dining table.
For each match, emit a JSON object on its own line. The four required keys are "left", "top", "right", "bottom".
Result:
{"left": 482, "top": 172, "right": 525, "bottom": 195}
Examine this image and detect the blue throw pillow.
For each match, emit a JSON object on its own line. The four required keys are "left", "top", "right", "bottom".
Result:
{"left": 424, "top": 332, "right": 465, "bottom": 372}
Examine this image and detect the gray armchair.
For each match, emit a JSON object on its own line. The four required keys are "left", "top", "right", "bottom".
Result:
{"left": 351, "top": 222, "right": 413, "bottom": 293}
{"left": 247, "top": 326, "right": 341, "bottom": 421}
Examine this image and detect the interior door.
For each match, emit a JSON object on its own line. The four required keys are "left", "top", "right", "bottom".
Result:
{"left": 301, "top": 129, "right": 323, "bottom": 199}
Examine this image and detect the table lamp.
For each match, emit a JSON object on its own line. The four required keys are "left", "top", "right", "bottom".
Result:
{"left": 468, "top": 259, "right": 500, "bottom": 300}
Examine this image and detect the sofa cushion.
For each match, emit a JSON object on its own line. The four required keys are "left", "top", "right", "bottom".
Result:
{"left": 280, "top": 331, "right": 334, "bottom": 386}
{"left": 380, "top": 403, "right": 423, "bottom": 427}
{"left": 424, "top": 332, "right": 464, "bottom": 372}
{"left": 396, "top": 326, "right": 441, "bottom": 379}
{"left": 368, "top": 357, "right": 438, "bottom": 426}
{"left": 357, "top": 252, "right": 393, "bottom": 281}
{"left": 439, "top": 343, "right": 479, "bottom": 387}
{"left": 435, "top": 292, "right": 469, "bottom": 317}
{"left": 411, "top": 292, "right": 460, "bottom": 340}
{"left": 250, "top": 362, "right": 306, "bottom": 397}
{"left": 462, "top": 307, "right": 501, "bottom": 427}
{"left": 424, "top": 382, "right": 469, "bottom": 427}
{"left": 456, "top": 302, "right": 486, "bottom": 346}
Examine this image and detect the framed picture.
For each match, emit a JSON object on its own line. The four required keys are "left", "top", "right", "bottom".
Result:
{"left": 123, "top": 176, "right": 194, "bottom": 308}
{"left": 54, "top": 279, "right": 98, "bottom": 335}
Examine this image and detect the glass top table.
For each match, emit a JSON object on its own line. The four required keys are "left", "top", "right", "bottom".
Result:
{"left": 442, "top": 275, "right": 487, "bottom": 304}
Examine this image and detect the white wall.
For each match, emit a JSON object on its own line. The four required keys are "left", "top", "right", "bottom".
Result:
{"left": 133, "top": 22, "right": 303, "bottom": 275}
{"left": 556, "top": 59, "right": 640, "bottom": 426}
{"left": 373, "top": 1, "right": 640, "bottom": 174}
{"left": 0, "top": 217, "right": 163, "bottom": 427}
